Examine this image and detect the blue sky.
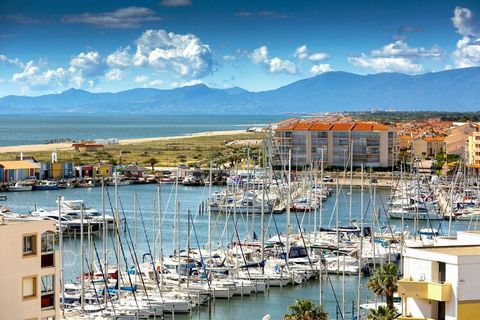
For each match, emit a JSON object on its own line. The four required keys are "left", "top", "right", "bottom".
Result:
{"left": 1, "top": 0, "right": 480, "bottom": 96}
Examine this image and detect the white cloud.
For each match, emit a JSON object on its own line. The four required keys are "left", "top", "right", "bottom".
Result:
{"left": 133, "top": 29, "right": 213, "bottom": 79}
{"left": 69, "top": 51, "right": 105, "bottom": 77}
{"left": 223, "top": 55, "right": 236, "bottom": 61}
{"left": 251, "top": 46, "right": 269, "bottom": 64}
{"left": 106, "top": 47, "right": 131, "bottom": 68}
{"left": 105, "top": 69, "right": 125, "bottom": 81}
{"left": 134, "top": 75, "right": 149, "bottom": 83}
{"left": 310, "top": 64, "right": 333, "bottom": 75}
{"left": 251, "top": 45, "right": 298, "bottom": 74}
{"left": 348, "top": 39, "right": 443, "bottom": 74}
{"left": 12, "top": 61, "right": 67, "bottom": 90}
{"left": 348, "top": 55, "right": 424, "bottom": 73}
{"left": 0, "top": 54, "right": 24, "bottom": 67}
{"left": 294, "top": 45, "right": 329, "bottom": 61}
{"left": 160, "top": 0, "right": 192, "bottom": 7}
{"left": 149, "top": 79, "right": 164, "bottom": 86}
{"left": 452, "top": 7, "right": 480, "bottom": 68}
{"left": 171, "top": 79, "right": 203, "bottom": 88}
{"left": 268, "top": 57, "right": 297, "bottom": 74}
{"left": 294, "top": 45, "right": 308, "bottom": 60}
{"left": 61, "top": 7, "right": 161, "bottom": 29}
{"left": 308, "top": 52, "right": 329, "bottom": 61}
{"left": 370, "top": 40, "right": 443, "bottom": 58}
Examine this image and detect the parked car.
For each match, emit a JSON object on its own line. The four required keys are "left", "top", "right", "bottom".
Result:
{"left": 322, "top": 176, "right": 333, "bottom": 182}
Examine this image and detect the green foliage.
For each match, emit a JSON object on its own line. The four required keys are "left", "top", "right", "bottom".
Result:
{"left": 284, "top": 299, "right": 328, "bottom": 320}
{"left": 366, "top": 263, "right": 400, "bottom": 310}
{"left": 367, "top": 305, "right": 399, "bottom": 320}
{"left": 351, "top": 111, "right": 480, "bottom": 123}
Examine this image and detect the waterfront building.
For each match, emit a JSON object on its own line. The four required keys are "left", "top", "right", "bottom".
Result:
{"left": 274, "top": 118, "right": 398, "bottom": 168}
{"left": 445, "top": 122, "right": 475, "bottom": 156}
{"left": 466, "top": 126, "right": 480, "bottom": 169}
{"left": 0, "top": 160, "right": 39, "bottom": 183}
{"left": 411, "top": 136, "right": 445, "bottom": 159}
{"left": 0, "top": 219, "right": 60, "bottom": 319}
{"left": 398, "top": 231, "right": 480, "bottom": 320}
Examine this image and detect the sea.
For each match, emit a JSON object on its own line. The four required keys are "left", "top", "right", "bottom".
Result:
{"left": 0, "top": 114, "right": 287, "bottom": 146}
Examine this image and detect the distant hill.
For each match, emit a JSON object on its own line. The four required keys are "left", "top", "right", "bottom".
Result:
{"left": 1, "top": 67, "right": 480, "bottom": 114}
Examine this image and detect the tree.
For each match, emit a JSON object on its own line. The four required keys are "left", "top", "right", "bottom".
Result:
{"left": 367, "top": 263, "right": 400, "bottom": 309}
{"left": 147, "top": 157, "right": 158, "bottom": 172}
{"left": 367, "top": 305, "right": 399, "bottom": 320}
{"left": 284, "top": 299, "right": 327, "bottom": 320}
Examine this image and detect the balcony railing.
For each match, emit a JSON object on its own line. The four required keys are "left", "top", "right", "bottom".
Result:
{"left": 397, "top": 278, "right": 451, "bottom": 302}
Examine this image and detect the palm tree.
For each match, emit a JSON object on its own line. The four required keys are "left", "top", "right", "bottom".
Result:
{"left": 367, "top": 305, "right": 399, "bottom": 320}
{"left": 366, "top": 263, "right": 400, "bottom": 309}
{"left": 147, "top": 157, "right": 158, "bottom": 172}
{"left": 284, "top": 299, "right": 327, "bottom": 320}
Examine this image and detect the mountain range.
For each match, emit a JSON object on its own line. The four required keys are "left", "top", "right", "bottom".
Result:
{"left": 1, "top": 67, "right": 480, "bottom": 114}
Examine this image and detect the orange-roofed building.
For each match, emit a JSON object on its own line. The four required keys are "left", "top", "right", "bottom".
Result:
{"left": 274, "top": 118, "right": 398, "bottom": 168}
{"left": 412, "top": 136, "right": 445, "bottom": 158}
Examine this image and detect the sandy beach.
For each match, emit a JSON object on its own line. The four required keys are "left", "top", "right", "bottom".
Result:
{"left": 0, "top": 129, "right": 247, "bottom": 154}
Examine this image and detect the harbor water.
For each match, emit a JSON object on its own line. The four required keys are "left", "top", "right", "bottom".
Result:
{"left": 2, "top": 183, "right": 474, "bottom": 319}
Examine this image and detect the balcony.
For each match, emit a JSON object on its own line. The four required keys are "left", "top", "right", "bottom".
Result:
{"left": 397, "top": 278, "right": 451, "bottom": 301}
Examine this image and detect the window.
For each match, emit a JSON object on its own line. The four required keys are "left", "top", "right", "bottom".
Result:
{"left": 42, "top": 317, "right": 55, "bottom": 320}
{"left": 40, "top": 275, "right": 55, "bottom": 310}
{"left": 41, "top": 275, "right": 54, "bottom": 294}
{"left": 23, "top": 234, "right": 37, "bottom": 256}
{"left": 22, "top": 276, "right": 37, "bottom": 300}
{"left": 41, "top": 232, "right": 54, "bottom": 253}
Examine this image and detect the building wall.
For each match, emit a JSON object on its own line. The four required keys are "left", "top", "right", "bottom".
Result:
{"left": 445, "top": 123, "right": 475, "bottom": 155}
{"left": 0, "top": 220, "right": 59, "bottom": 320}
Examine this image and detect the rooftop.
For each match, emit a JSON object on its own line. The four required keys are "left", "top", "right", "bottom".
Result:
{"left": 413, "top": 245, "right": 480, "bottom": 257}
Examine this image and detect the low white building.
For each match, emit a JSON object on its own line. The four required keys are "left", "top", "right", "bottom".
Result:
{"left": 398, "top": 231, "right": 480, "bottom": 320}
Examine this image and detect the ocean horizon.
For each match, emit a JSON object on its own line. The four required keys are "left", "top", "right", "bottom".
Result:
{"left": 0, "top": 114, "right": 286, "bottom": 147}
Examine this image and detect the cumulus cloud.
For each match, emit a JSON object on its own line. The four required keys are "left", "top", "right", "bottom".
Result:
{"left": 12, "top": 61, "right": 67, "bottom": 90}
{"left": 105, "top": 69, "right": 125, "bottom": 81}
{"left": 106, "top": 47, "right": 131, "bottom": 68}
{"left": 310, "top": 64, "right": 333, "bottom": 75}
{"left": 294, "top": 45, "right": 329, "bottom": 61}
{"left": 348, "top": 39, "right": 443, "bottom": 74}
{"left": 452, "top": 7, "right": 480, "bottom": 68}
{"left": 370, "top": 40, "right": 443, "bottom": 58}
{"left": 223, "top": 55, "right": 236, "bottom": 61}
{"left": 160, "top": 0, "right": 192, "bottom": 7}
{"left": 133, "top": 29, "right": 213, "bottom": 79}
{"left": 251, "top": 46, "right": 298, "bottom": 74}
{"left": 69, "top": 51, "right": 106, "bottom": 78}
{"left": 134, "top": 75, "right": 149, "bottom": 83}
{"left": 171, "top": 79, "right": 203, "bottom": 88}
{"left": 149, "top": 79, "right": 164, "bottom": 86}
{"left": 62, "top": 7, "right": 161, "bottom": 29}
{"left": 0, "top": 54, "right": 24, "bottom": 67}
{"left": 348, "top": 55, "right": 424, "bottom": 73}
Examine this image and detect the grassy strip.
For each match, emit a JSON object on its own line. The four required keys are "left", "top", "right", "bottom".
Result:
{"left": 0, "top": 132, "right": 265, "bottom": 168}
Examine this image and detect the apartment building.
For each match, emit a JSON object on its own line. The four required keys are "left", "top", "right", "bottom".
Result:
{"left": 0, "top": 219, "right": 60, "bottom": 320}
{"left": 466, "top": 126, "right": 480, "bottom": 169}
{"left": 411, "top": 136, "right": 445, "bottom": 159}
{"left": 398, "top": 231, "right": 480, "bottom": 320}
{"left": 445, "top": 122, "right": 475, "bottom": 156}
{"left": 274, "top": 118, "right": 398, "bottom": 168}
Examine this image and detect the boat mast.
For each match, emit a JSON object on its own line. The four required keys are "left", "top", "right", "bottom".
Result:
{"left": 80, "top": 203, "right": 85, "bottom": 314}
{"left": 208, "top": 162, "right": 212, "bottom": 270}
{"left": 261, "top": 141, "right": 266, "bottom": 272}
{"left": 114, "top": 169, "right": 121, "bottom": 303}
{"left": 157, "top": 184, "right": 164, "bottom": 292}
{"left": 102, "top": 179, "right": 108, "bottom": 310}
{"left": 349, "top": 140, "right": 354, "bottom": 222}
{"left": 356, "top": 164, "right": 364, "bottom": 319}
{"left": 57, "top": 195, "right": 65, "bottom": 315}
{"left": 286, "top": 149, "right": 292, "bottom": 265}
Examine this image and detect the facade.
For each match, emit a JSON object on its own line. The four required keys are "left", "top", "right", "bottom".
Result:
{"left": 0, "top": 219, "right": 60, "bottom": 319}
{"left": 412, "top": 136, "right": 445, "bottom": 158}
{"left": 466, "top": 128, "right": 480, "bottom": 169}
{"left": 445, "top": 122, "right": 475, "bottom": 156}
{"left": 0, "top": 160, "right": 39, "bottom": 183}
{"left": 274, "top": 119, "right": 398, "bottom": 168}
{"left": 398, "top": 231, "right": 480, "bottom": 320}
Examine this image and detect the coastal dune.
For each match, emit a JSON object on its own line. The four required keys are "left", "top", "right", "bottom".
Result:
{"left": 0, "top": 129, "right": 246, "bottom": 153}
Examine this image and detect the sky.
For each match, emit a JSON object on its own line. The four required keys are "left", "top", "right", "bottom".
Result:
{"left": 1, "top": 0, "right": 480, "bottom": 97}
